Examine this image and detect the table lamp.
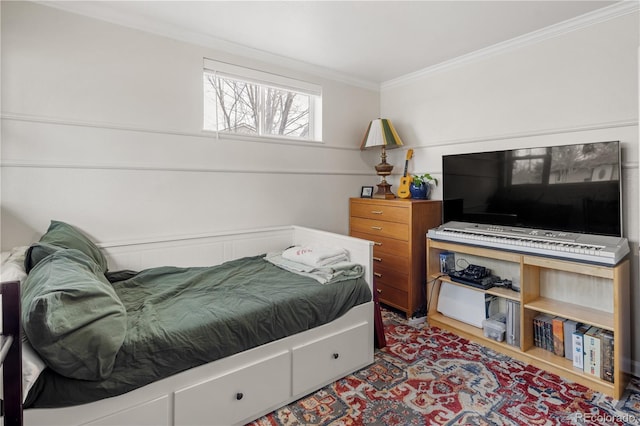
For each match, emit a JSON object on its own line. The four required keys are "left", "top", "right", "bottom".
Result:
{"left": 360, "top": 118, "right": 404, "bottom": 199}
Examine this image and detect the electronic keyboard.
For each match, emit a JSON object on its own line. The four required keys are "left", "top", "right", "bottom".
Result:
{"left": 427, "top": 221, "right": 629, "bottom": 266}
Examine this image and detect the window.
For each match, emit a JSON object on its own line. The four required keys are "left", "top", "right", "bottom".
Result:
{"left": 203, "top": 59, "right": 322, "bottom": 142}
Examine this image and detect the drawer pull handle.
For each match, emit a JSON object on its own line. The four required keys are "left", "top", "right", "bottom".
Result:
{"left": 374, "top": 241, "right": 382, "bottom": 246}
{"left": 373, "top": 257, "right": 382, "bottom": 262}
{"left": 236, "top": 392, "right": 244, "bottom": 400}
{"left": 333, "top": 353, "right": 340, "bottom": 359}
{"left": 371, "top": 210, "right": 383, "bottom": 214}
{"left": 371, "top": 226, "right": 382, "bottom": 230}
{"left": 376, "top": 288, "right": 382, "bottom": 294}
{"left": 374, "top": 272, "right": 382, "bottom": 278}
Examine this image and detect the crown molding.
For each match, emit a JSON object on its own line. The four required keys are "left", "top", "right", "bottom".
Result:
{"left": 381, "top": 1, "right": 640, "bottom": 90}
{"left": 410, "top": 118, "right": 638, "bottom": 150}
{"left": 29, "top": 1, "right": 640, "bottom": 93}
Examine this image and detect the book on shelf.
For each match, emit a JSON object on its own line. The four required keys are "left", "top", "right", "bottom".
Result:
{"left": 600, "top": 329, "right": 614, "bottom": 383}
{"left": 542, "top": 315, "right": 554, "bottom": 352}
{"left": 533, "top": 313, "right": 546, "bottom": 349}
{"left": 552, "top": 317, "right": 566, "bottom": 357}
{"left": 563, "top": 320, "right": 579, "bottom": 361}
{"left": 583, "top": 327, "right": 602, "bottom": 378}
{"left": 533, "top": 313, "right": 554, "bottom": 351}
{"left": 572, "top": 323, "right": 591, "bottom": 370}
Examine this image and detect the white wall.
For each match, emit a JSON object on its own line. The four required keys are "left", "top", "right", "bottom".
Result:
{"left": 381, "top": 9, "right": 640, "bottom": 375}
{"left": 0, "top": 1, "right": 380, "bottom": 247}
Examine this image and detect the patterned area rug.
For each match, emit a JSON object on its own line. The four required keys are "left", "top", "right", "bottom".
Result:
{"left": 249, "top": 308, "right": 640, "bottom": 425}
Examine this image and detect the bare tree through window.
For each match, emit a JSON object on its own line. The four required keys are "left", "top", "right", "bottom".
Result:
{"left": 204, "top": 72, "right": 314, "bottom": 140}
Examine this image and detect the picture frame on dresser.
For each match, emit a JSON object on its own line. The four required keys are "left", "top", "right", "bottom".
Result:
{"left": 360, "top": 186, "right": 374, "bottom": 198}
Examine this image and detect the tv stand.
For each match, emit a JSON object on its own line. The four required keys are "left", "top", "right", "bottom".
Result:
{"left": 426, "top": 237, "right": 630, "bottom": 399}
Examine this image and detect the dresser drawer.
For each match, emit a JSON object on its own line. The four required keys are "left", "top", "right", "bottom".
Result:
{"left": 350, "top": 217, "right": 409, "bottom": 241}
{"left": 372, "top": 250, "right": 409, "bottom": 271}
{"left": 351, "top": 202, "right": 409, "bottom": 223}
{"left": 350, "top": 231, "right": 410, "bottom": 256}
{"left": 374, "top": 263, "right": 409, "bottom": 292}
{"left": 375, "top": 282, "right": 409, "bottom": 311}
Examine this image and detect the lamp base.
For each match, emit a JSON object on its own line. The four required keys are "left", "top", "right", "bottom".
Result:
{"left": 373, "top": 181, "right": 396, "bottom": 199}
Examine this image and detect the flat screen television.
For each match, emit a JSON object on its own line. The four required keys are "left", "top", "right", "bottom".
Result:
{"left": 442, "top": 141, "right": 622, "bottom": 237}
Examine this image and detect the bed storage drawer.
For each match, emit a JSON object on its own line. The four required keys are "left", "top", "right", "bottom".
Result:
{"left": 83, "top": 396, "right": 170, "bottom": 426}
{"left": 174, "top": 351, "right": 290, "bottom": 426}
{"left": 292, "top": 322, "right": 370, "bottom": 396}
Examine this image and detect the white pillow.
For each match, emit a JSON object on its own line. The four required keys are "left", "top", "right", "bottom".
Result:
{"left": 0, "top": 245, "right": 28, "bottom": 283}
{"left": 1, "top": 246, "right": 47, "bottom": 402}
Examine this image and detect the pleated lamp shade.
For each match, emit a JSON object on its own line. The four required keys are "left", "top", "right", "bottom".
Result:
{"left": 360, "top": 119, "right": 404, "bottom": 150}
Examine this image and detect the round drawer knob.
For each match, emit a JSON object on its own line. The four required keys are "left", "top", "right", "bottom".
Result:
{"left": 236, "top": 392, "right": 244, "bottom": 400}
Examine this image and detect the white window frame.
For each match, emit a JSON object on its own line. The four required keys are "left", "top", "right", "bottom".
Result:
{"left": 203, "top": 58, "right": 322, "bottom": 143}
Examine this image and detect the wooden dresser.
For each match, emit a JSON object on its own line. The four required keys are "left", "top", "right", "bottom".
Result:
{"left": 349, "top": 198, "right": 442, "bottom": 317}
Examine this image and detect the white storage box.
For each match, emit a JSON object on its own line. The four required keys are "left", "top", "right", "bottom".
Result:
{"left": 483, "top": 313, "right": 506, "bottom": 342}
{"left": 437, "top": 282, "right": 488, "bottom": 328}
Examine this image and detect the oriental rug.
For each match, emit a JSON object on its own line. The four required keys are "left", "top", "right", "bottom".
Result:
{"left": 249, "top": 308, "right": 640, "bottom": 426}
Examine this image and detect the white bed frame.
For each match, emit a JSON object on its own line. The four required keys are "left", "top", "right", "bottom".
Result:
{"left": 23, "top": 226, "right": 375, "bottom": 426}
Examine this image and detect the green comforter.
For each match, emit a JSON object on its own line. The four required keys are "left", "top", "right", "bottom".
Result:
{"left": 25, "top": 255, "right": 371, "bottom": 408}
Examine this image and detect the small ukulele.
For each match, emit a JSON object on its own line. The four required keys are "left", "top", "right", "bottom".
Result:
{"left": 397, "top": 149, "right": 414, "bottom": 199}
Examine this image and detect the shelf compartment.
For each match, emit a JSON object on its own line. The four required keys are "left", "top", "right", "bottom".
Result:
{"left": 430, "top": 275, "right": 484, "bottom": 293}
{"left": 523, "top": 255, "right": 615, "bottom": 279}
{"left": 430, "top": 312, "right": 617, "bottom": 398}
{"left": 430, "top": 274, "right": 521, "bottom": 302}
{"left": 523, "top": 346, "right": 615, "bottom": 393}
{"left": 524, "top": 297, "right": 613, "bottom": 330}
{"left": 428, "top": 312, "right": 519, "bottom": 351}
{"left": 485, "top": 286, "right": 521, "bottom": 302}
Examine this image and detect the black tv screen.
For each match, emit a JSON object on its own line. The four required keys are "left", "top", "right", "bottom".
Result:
{"left": 442, "top": 141, "right": 622, "bottom": 237}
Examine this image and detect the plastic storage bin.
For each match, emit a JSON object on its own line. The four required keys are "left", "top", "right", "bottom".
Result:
{"left": 483, "top": 313, "right": 506, "bottom": 342}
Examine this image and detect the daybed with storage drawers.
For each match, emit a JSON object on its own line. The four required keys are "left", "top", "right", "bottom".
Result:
{"left": 3, "top": 223, "right": 374, "bottom": 426}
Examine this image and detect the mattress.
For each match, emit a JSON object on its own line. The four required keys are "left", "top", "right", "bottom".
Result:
{"left": 24, "top": 255, "right": 371, "bottom": 408}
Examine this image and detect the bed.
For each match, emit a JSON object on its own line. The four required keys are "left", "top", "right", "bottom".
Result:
{"left": 2, "top": 222, "right": 374, "bottom": 426}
